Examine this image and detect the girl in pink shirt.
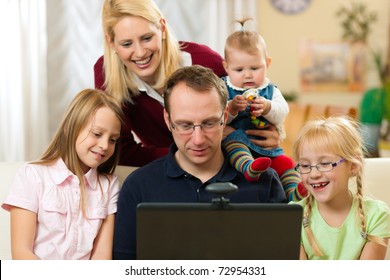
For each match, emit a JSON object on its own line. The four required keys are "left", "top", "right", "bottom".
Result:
{"left": 2, "top": 89, "right": 124, "bottom": 259}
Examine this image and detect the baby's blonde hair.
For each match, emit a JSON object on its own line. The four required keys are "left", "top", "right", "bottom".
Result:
{"left": 293, "top": 116, "right": 387, "bottom": 256}
{"left": 224, "top": 18, "right": 268, "bottom": 62}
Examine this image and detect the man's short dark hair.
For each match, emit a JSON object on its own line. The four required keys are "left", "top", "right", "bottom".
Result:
{"left": 164, "top": 65, "right": 228, "bottom": 114}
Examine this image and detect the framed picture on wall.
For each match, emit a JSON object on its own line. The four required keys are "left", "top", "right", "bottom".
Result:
{"left": 299, "top": 40, "right": 365, "bottom": 92}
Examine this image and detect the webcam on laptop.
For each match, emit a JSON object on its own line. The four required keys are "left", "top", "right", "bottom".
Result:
{"left": 205, "top": 182, "right": 238, "bottom": 209}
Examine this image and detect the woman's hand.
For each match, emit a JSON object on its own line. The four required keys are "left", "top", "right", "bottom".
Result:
{"left": 246, "top": 123, "right": 280, "bottom": 149}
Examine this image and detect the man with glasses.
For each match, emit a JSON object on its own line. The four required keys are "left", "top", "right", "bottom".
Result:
{"left": 113, "top": 65, "right": 286, "bottom": 260}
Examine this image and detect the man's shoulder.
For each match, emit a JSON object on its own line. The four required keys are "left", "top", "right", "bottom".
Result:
{"left": 127, "top": 157, "right": 167, "bottom": 179}
{"left": 263, "top": 167, "right": 279, "bottom": 177}
{"left": 120, "top": 158, "right": 167, "bottom": 194}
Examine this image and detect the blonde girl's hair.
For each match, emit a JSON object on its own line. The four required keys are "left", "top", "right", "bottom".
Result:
{"left": 33, "top": 89, "right": 124, "bottom": 217}
{"left": 102, "top": 0, "right": 182, "bottom": 104}
{"left": 292, "top": 116, "right": 387, "bottom": 256}
{"left": 224, "top": 18, "right": 268, "bottom": 62}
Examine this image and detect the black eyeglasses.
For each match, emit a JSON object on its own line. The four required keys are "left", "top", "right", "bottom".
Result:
{"left": 169, "top": 112, "right": 224, "bottom": 135}
{"left": 295, "top": 158, "right": 345, "bottom": 174}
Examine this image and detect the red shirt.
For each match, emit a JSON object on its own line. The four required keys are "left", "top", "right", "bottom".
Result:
{"left": 94, "top": 41, "right": 227, "bottom": 166}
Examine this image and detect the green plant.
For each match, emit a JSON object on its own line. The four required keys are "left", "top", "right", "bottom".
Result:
{"left": 335, "top": 2, "right": 377, "bottom": 44}
{"left": 283, "top": 90, "right": 298, "bottom": 102}
{"left": 359, "top": 88, "right": 385, "bottom": 124}
{"left": 371, "top": 49, "right": 388, "bottom": 85}
{"left": 336, "top": 2, "right": 390, "bottom": 125}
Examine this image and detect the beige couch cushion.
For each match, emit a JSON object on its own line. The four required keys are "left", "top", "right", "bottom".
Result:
{"left": 362, "top": 158, "right": 390, "bottom": 208}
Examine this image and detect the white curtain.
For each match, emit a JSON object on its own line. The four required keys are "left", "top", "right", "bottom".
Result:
{"left": 0, "top": 0, "right": 48, "bottom": 161}
{"left": 0, "top": 0, "right": 103, "bottom": 162}
{"left": 156, "top": 0, "right": 258, "bottom": 55}
{"left": 0, "top": 0, "right": 257, "bottom": 162}
{"left": 45, "top": 0, "right": 104, "bottom": 139}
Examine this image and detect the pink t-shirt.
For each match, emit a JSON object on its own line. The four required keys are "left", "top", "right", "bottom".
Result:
{"left": 2, "top": 159, "right": 120, "bottom": 259}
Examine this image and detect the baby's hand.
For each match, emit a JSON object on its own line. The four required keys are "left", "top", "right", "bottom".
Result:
{"left": 250, "top": 97, "right": 270, "bottom": 117}
{"left": 229, "top": 95, "right": 248, "bottom": 115}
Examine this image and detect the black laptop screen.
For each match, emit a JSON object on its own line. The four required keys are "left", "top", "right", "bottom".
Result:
{"left": 136, "top": 203, "right": 303, "bottom": 260}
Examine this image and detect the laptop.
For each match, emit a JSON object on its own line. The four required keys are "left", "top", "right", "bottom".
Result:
{"left": 136, "top": 202, "right": 303, "bottom": 260}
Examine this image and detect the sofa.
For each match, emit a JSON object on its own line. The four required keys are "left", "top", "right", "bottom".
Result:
{"left": 1, "top": 159, "right": 389, "bottom": 260}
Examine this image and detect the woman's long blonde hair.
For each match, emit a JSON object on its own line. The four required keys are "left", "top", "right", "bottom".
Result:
{"left": 34, "top": 89, "right": 124, "bottom": 217}
{"left": 293, "top": 116, "right": 387, "bottom": 256}
{"left": 102, "top": 0, "right": 182, "bottom": 104}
